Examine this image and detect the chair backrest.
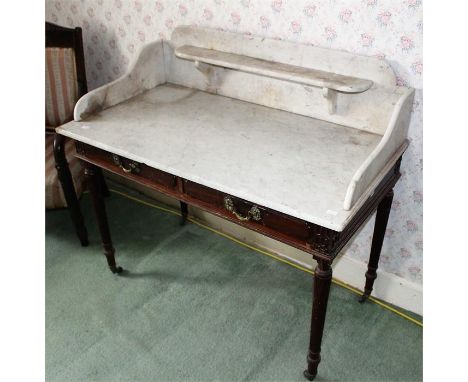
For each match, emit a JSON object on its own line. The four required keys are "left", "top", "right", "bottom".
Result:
{"left": 45, "top": 22, "right": 87, "bottom": 130}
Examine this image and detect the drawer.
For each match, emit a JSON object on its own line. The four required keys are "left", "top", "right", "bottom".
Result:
{"left": 75, "top": 143, "right": 177, "bottom": 191}
{"left": 75, "top": 141, "right": 312, "bottom": 249}
{"left": 183, "top": 180, "right": 311, "bottom": 242}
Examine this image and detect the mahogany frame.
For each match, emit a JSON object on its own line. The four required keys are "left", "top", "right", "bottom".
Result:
{"left": 46, "top": 22, "right": 109, "bottom": 246}
{"left": 71, "top": 140, "right": 401, "bottom": 380}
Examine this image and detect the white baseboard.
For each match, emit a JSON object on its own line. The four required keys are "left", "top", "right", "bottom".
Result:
{"left": 106, "top": 173, "right": 423, "bottom": 316}
{"left": 331, "top": 254, "right": 422, "bottom": 315}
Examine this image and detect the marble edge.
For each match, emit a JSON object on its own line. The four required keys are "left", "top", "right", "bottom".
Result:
{"left": 339, "top": 140, "right": 409, "bottom": 229}
{"left": 343, "top": 87, "right": 414, "bottom": 210}
{"left": 74, "top": 39, "right": 165, "bottom": 121}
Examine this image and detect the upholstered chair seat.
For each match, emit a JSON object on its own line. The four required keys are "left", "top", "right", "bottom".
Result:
{"left": 45, "top": 46, "right": 85, "bottom": 209}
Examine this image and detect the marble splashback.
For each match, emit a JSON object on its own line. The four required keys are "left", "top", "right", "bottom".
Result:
{"left": 45, "top": 0, "right": 423, "bottom": 284}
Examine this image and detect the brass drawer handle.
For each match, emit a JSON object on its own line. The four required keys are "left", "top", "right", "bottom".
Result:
{"left": 224, "top": 196, "right": 261, "bottom": 222}
{"left": 112, "top": 154, "right": 140, "bottom": 174}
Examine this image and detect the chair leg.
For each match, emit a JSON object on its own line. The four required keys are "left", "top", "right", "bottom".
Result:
{"left": 96, "top": 167, "right": 110, "bottom": 197}
{"left": 53, "top": 134, "right": 89, "bottom": 247}
{"left": 359, "top": 189, "right": 394, "bottom": 303}
{"left": 84, "top": 162, "right": 123, "bottom": 274}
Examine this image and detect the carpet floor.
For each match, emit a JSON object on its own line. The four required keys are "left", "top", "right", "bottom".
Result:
{"left": 46, "top": 185, "right": 422, "bottom": 382}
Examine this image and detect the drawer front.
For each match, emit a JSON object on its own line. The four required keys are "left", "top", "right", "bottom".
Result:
{"left": 183, "top": 180, "right": 225, "bottom": 208}
{"left": 75, "top": 143, "right": 177, "bottom": 191}
{"left": 76, "top": 141, "right": 312, "bottom": 249}
{"left": 184, "top": 180, "right": 310, "bottom": 242}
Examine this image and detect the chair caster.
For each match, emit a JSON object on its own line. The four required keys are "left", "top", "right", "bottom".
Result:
{"left": 303, "top": 370, "right": 317, "bottom": 381}
{"left": 109, "top": 265, "right": 124, "bottom": 274}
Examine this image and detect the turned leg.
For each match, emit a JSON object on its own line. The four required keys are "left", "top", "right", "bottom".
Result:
{"left": 53, "top": 134, "right": 89, "bottom": 246}
{"left": 84, "top": 162, "right": 123, "bottom": 274}
{"left": 180, "top": 201, "right": 188, "bottom": 225}
{"left": 359, "top": 189, "right": 394, "bottom": 303}
{"left": 304, "top": 260, "right": 333, "bottom": 381}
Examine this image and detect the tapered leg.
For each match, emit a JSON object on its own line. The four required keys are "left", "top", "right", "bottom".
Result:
{"left": 180, "top": 201, "right": 188, "bottom": 225}
{"left": 359, "top": 189, "right": 394, "bottom": 303}
{"left": 84, "top": 162, "right": 123, "bottom": 274}
{"left": 304, "top": 260, "right": 333, "bottom": 381}
{"left": 53, "top": 134, "right": 89, "bottom": 246}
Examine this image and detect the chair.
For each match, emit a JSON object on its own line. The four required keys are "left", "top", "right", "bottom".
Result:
{"left": 46, "top": 22, "right": 107, "bottom": 246}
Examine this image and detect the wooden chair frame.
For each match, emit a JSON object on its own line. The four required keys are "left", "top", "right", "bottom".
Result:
{"left": 46, "top": 21, "right": 108, "bottom": 246}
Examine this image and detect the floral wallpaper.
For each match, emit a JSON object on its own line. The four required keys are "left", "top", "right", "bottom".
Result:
{"left": 45, "top": 0, "right": 423, "bottom": 284}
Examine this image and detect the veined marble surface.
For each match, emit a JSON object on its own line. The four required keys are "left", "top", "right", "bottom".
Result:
{"left": 59, "top": 84, "right": 382, "bottom": 231}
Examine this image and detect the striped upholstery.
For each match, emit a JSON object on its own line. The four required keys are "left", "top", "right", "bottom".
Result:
{"left": 45, "top": 134, "right": 85, "bottom": 209}
{"left": 45, "top": 47, "right": 79, "bottom": 127}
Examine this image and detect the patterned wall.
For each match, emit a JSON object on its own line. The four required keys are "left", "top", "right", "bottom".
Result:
{"left": 45, "top": 0, "right": 423, "bottom": 284}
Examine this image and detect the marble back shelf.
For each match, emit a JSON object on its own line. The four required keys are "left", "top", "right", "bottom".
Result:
{"left": 174, "top": 45, "right": 374, "bottom": 93}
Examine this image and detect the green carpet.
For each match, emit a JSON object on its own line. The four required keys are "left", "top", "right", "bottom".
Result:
{"left": 46, "top": 185, "right": 422, "bottom": 382}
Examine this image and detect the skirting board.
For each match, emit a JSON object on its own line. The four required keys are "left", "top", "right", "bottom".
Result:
{"left": 105, "top": 172, "right": 423, "bottom": 316}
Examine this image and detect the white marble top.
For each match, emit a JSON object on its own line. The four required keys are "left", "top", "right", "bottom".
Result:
{"left": 59, "top": 83, "right": 383, "bottom": 231}
{"left": 175, "top": 45, "right": 373, "bottom": 93}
